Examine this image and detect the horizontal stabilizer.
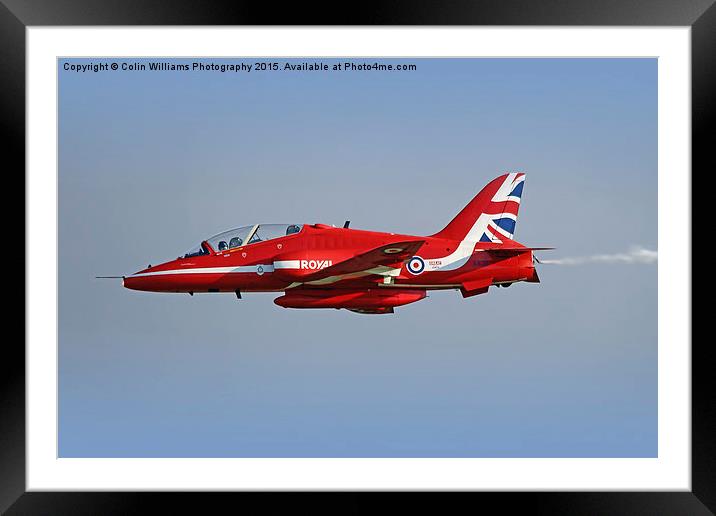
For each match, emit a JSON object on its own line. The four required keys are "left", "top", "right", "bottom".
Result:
{"left": 486, "top": 246, "right": 555, "bottom": 252}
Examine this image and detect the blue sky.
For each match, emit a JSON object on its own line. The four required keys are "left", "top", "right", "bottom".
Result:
{"left": 58, "top": 58, "right": 657, "bottom": 457}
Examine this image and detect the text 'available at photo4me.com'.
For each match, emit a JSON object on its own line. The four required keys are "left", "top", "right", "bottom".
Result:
{"left": 62, "top": 60, "right": 419, "bottom": 74}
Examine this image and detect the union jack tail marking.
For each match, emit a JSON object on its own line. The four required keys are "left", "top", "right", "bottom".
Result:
{"left": 432, "top": 172, "right": 526, "bottom": 243}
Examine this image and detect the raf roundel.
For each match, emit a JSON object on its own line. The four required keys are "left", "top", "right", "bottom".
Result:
{"left": 407, "top": 256, "right": 425, "bottom": 275}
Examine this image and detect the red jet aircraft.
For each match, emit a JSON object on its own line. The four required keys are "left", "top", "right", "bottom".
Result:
{"left": 114, "top": 173, "right": 550, "bottom": 314}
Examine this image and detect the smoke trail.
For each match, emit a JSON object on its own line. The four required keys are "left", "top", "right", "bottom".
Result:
{"left": 539, "top": 246, "right": 657, "bottom": 265}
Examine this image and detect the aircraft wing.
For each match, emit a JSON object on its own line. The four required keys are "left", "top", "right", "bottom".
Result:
{"left": 301, "top": 240, "right": 425, "bottom": 284}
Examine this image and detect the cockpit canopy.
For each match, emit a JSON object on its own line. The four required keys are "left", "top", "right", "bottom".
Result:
{"left": 184, "top": 224, "right": 303, "bottom": 257}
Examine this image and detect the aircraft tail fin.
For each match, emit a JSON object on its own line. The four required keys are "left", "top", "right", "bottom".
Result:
{"left": 432, "top": 173, "right": 525, "bottom": 243}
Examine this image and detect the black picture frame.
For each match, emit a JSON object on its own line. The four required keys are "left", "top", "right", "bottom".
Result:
{"left": 3, "top": 1, "right": 710, "bottom": 513}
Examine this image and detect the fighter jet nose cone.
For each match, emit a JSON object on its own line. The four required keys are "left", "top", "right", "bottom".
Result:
{"left": 123, "top": 266, "right": 152, "bottom": 291}
{"left": 123, "top": 274, "right": 139, "bottom": 290}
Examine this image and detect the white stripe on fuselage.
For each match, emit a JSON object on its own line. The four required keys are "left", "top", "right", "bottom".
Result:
{"left": 131, "top": 265, "right": 275, "bottom": 277}
{"left": 423, "top": 241, "right": 476, "bottom": 271}
{"left": 273, "top": 260, "right": 300, "bottom": 269}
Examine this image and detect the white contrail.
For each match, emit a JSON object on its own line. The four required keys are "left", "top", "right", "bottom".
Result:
{"left": 539, "top": 246, "right": 657, "bottom": 265}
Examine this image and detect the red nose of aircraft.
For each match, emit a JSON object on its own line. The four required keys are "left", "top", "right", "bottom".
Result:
{"left": 123, "top": 261, "right": 178, "bottom": 292}
{"left": 122, "top": 267, "right": 149, "bottom": 292}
